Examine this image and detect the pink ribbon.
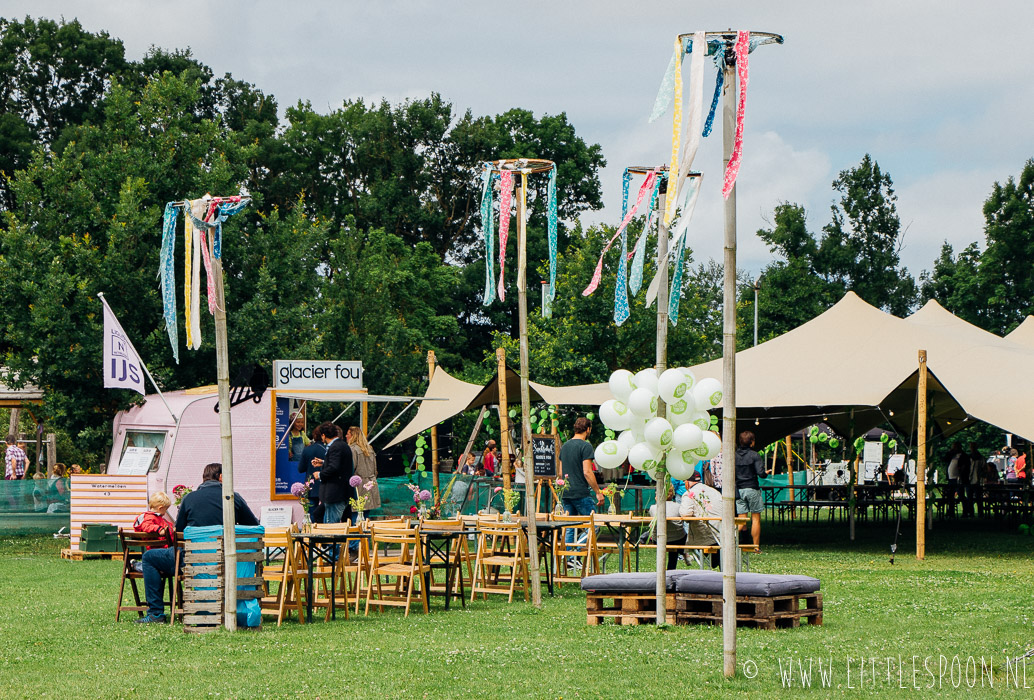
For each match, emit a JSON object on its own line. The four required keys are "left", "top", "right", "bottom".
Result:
{"left": 199, "top": 228, "right": 219, "bottom": 314}
{"left": 496, "top": 171, "right": 514, "bottom": 301}
{"left": 583, "top": 170, "right": 657, "bottom": 296}
{"left": 721, "top": 31, "right": 750, "bottom": 200}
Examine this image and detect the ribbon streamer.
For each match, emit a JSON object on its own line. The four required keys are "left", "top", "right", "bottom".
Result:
{"left": 159, "top": 203, "right": 179, "bottom": 363}
{"left": 673, "top": 31, "right": 706, "bottom": 207}
{"left": 614, "top": 212, "right": 631, "bottom": 325}
{"left": 667, "top": 234, "right": 689, "bottom": 326}
{"left": 646, "top": 175, "right": 702, "bottom": 308}
{"left": 189, "top": 209, "right": 202, "bottom": 350}
{"left": 649, "top": 44, "right": 680, "bottom": 122}
{"left": 546, "top": 165, "right": 558, "bottom": 300}
{"left": 620, "top": 170, "right": 631, "bottom": 221}
{"left": 199, "top": 228, "right": 218, "bottom": 315}
{"left": 496, "top": 170, "right": 514, "bottom": 302}
{"left": 629, "top": 174, "right": 663, "bottom": 296}
{"left": 183, "top": 211, "right": 195, "bottom": 349}
{"left": 663, "top": 36, "right": 684, "bottom": 226}
{"left": 583, "top": 171, "right": 656, "bottom": 297}
{"left": 721, "top": 31, "right": 750, "bottom": 199}
{"left": 702, "top": 53, "right": 724, "bottom": 138}
{"left": 479, "top": 166, "right": 495, "bottom": 305}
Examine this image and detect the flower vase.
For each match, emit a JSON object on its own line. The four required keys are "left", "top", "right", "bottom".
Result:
{"left": 607, "top": 502, "right": 617, "bottom": 515}
{"left": 419, "top": 504, "right": 428, "bottom": 520}
{"left": 502, "top": 510, "right": 513, "bottom": 523}
{"left": 355, "top": 511, "right": 365, "bottom": 527}
{"left": 302, "top": 512, "right": 312, "bottom": 532}
{"left": 553, "top": 503, "right": 566, "bottom": 517}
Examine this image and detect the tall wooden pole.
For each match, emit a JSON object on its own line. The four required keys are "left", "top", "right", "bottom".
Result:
{"left": 654, "top": 178, "right": 670, "bottom": 627}
{"left": 360, "top": 402, "right": 368, "bottom": 437}
{"left": 786, "top": 436, "right": 795, "bottom": 501}
{"left": 917, "top": 350, "right": 927, "bottom": 560}
{"left": 514, "top": 175, "right": 544, "bottom": 607}
{"left": 211, "top": 252, "right": 237, "bottom": 631}
{"left": 719, "top": 51, "right": 739, "bottom": 678}
{"left": 496, "top": 348, "right": 511, "bottom": 490}
{"left": 428, "top": 350, "right": 440, "bottom": 493}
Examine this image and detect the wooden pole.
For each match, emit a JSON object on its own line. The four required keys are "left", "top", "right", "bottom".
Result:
{"left": 655, "top": 176, "right": 670, "bottom": 627}
{"left": 515, "top": 174, "right": 543, "bottom": 608}
{"left": 786, "top": 436, "right": 795, "bottom": 501}
{"left": 496, "top": 348, "right": 511, "bottom": 490}
{"left": 719, "top": 52, "right": 739, "bottom": 678}
{"left": 917, "top": 349, "right": 927, "bottom": 560}
{"left": 211, "top": 251, "right": 237, "bottom": 632}
{"left": 361, "top": 401, "right": 368, "bottom": 437}
{"left": 428, "top": 351, "right": 440, "bottom": 493}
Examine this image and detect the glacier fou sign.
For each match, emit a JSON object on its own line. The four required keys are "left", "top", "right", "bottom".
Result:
{"left": 273, "top": 360, "right": 363, "bottom": 391}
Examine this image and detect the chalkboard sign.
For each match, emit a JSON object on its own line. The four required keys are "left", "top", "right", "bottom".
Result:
{"left": 531, "top": 434, "right": 559, "bottom": 480}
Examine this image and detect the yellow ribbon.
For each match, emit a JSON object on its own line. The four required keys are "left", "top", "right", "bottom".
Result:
{"left": 184, "top": 211, "right": 194, "bottom": 348}
{"left": 664, "top": 37, "right": 683, "bottom": 226}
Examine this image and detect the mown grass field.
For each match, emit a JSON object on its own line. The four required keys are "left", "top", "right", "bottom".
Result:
{"left": 1, "top": 517, "right": 1031, "bottom": 699}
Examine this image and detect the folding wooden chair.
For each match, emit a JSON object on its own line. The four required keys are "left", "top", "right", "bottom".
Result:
{"left": 470, "top": 520, "right": 529, "bottom": 603}
{"left": 420, "top": 519, "right": 474, "bottom": 602}
{"left": 312, "top": 522, "right": 369, "bottom": 617}
{"left": 365, "top": 523, "right": 430, "bottom": 617}
{"left": 259, "top": 527, "right": 303, "bottom": 626}
{"left": 552, "top": 514, "right": 600, "bottom": 583}
{"left": 116, "top": 528, "right": 182, "bottom": 623}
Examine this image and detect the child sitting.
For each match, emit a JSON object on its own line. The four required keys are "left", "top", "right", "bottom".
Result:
{"left": 133, "top": 491, "right": 175, "bottom": 549}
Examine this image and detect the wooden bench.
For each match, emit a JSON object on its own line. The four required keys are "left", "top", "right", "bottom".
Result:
{"left": 673, "top": 571, "right": 822, "bottom": 630}
{"left": 581, "top": 571, "right": 686, "bottom": 626}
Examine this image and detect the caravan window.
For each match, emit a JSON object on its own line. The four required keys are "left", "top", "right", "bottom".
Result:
{"left": 120, "top": 431, "right": 167, "bottom": 473}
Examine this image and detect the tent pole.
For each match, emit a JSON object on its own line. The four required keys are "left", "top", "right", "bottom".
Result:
{"left": 786, "top": 436, "right": 795, "bottom": 502}
{"left": 916, "top": 350, "right": 927, "bottom": 560}
{"left": 515, "top": 174, "right": 543, "bottom": 608}
{"left": 654, "top": 174, "right": 670, "bottom": 628}
{"left": 719, "top": 49, "right": 739, "bottom": 678}
{"left": 496, "top": 348, "right": 511, "bottom": 490}
{"left": 460, "top": 406, "right": 488, "bottom": 468}
{"left": 428, "top": 351, "right": 440, "bottom": 493}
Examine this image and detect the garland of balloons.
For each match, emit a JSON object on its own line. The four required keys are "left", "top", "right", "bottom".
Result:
{"left": 594, "top": 367, "right": 724, "bottom": 482}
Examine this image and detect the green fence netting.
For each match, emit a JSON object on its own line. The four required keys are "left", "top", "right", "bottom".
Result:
{"left": 0, "top": 478, "right": 71, "bottom": 535}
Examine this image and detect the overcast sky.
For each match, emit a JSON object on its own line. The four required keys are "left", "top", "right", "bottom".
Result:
{"left": 9, "top": 1, "right": 1034, "bottom": 276}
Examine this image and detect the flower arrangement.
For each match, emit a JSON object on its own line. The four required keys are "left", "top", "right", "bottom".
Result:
{"left": 600, "top": 483, "right": 623, "bottom": 514}
{"left": 172, "top": 484, "right": 192, "bottom": 506}
{"left": 685, "top": 487, "right": 712, "bottom": 516}
{"left": 349, "top": 474, "right": 376, "bottom": 512}
{"left": 554, "top": 478, "right": 568, "bottom": 500}
{"left": 290, "top": 479, "right": 315, "bottom": 513}
{"left": 491, "top": 486, "right": 521, "bottom": 514}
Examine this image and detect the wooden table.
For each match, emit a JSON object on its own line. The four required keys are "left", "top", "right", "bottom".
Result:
{"left": 291, "top": 531, "right": 370, "bottom": 622}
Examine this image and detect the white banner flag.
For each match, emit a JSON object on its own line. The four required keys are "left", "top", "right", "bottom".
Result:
{"left": 102, "top": 297, "right": 146, "bottom": 395}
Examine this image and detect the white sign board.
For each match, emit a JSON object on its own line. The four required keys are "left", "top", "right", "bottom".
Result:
{"left": 273, "top": 360, "right": 363, "bottom": 391}
{"left": 118, "top": 447, "right": 156, "bottom": 475}
{"left": 863, "top": 461, "right": 879, "bottom": 481}
{"left": 886, "top": 454, "right": 905, "bottom": 475}
{"left": 863, "top": 441, "right": 884, "bottom": 465}
{"left": 261, "top": 505, "right": 294, "bottom": 528}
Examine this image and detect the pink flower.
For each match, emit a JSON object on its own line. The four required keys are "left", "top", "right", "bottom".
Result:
{"left": 555, "top": 479, "right": 565, "bottom": 487}
{"left": 418, "top": 489, "right": 432, "bottom": 502}
{"left": 364, "top": 480, "right": 375, "bottom": 491}
{"left": 494, "top": 486, "right": 502, "bottom": 493}
{"left": 410, "top": 506, "right": 418, "bottom": 514}
{"left": 349, "top": 475, "right": 362, "bottom": 488}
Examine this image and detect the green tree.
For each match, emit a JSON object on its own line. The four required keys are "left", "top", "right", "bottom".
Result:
{"left": 817, "top": 154, "right": 917, "bottom": 315}
{"left": 918, "top": 242, "right": 984, "bottom": 325}
{"left": 976, "top": 158, "right": 1034, "bottom": 334}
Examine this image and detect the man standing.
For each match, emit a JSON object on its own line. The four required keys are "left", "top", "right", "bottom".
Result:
{"left": 4, "top": 435, "right": 27, "bottom": 480}
{"left": 317, "top": 422, "right": 353, "bottom": 525}
{"left": 559, "top": 417, "right": 603, "bottom": 517}
{"left": 136, "top": 462, "right": 258, "bottom": 623}
{"left": 734, "top": 431, "right": 768, "bottom": 547}
{"left": 298, "top": 424, "right": 326, "bottom": 521}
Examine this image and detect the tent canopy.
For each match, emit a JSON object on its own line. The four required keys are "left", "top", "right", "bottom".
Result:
{"left": 386, "top": 367, "right": 611, "bottom": 447}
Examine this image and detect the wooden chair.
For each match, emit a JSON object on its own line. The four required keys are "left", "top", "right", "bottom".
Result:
{"left": 116, "top": 528, "right": 182, "bottom": 623}
{"left": 365, "top": 523, "right": 430, "bottom": 617}
{"left": 420, "top": 519, "right": 474, "bottom": 601}
{"left": 286, "top": 530, "right": 336, "bottom": 622}
{"left": 470, "top": 520, "right": 529, "bottom": 603}
{"left": 312, "top": 522, "right": 369, "bottom": 616}
{"left": 259, "top": 527, "right": 303, "bottom": 626}
{"left": 552, "top": 514, "right": 600, "bottom": 583}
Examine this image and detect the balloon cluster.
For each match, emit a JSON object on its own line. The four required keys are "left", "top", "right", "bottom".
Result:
{"left": 594, "top": 367, "right": 723, "bottom": 482}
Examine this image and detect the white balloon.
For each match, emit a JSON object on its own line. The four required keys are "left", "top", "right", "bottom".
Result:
{"left": 693, "top": 377, "right": 723, "bottom": 411}
{"left": 700, "top": 431, "right": 722, "bottom": 460}
{"left": 678, "top": 367, "right": 697, "bottom": 392}
{"left": 633, "top": 368, "right": 659, "bottom": 395}
{"left": 658, "top": 368, "right": 690, "bottom": 405}
{"left": 608, "top": 369, "right": 637, "bottom": 403}
{"left": 599, "top": 399, "right": 632, "bottom": 431}
{"left": 644, "top": 417, "right": 674, "bottom": 452}
{"left": 629, "top": 417, "right": 648, "bottom": 443}
{"left": 690, "top": 411, "right": 712, "bottom": 432}
{"left": 672, "top": 423, "right": 704, "bottom": 451}
{"left": 628, "top": 387, "right": 658, "bottom": 418}
{"left": 628, "top": 442, "right": 661, "bottom": 472}
{"left": 617, "top": 430, "right": 637, "bottom": 453}
{"left": 666, "top": 397, "right": 694, "bottom": 425}
{"left": 665, "top": 450, "right": 696, "bottom": 480}
{"left": 594, "top": 440, "right": 628, "bottom": 470}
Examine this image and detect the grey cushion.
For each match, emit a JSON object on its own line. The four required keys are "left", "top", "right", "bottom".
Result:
{"left": 675, "top": 571, "right": 820, "bottom": 597}
{"left": 580, "top": 570, "right": 687, "bottom": 593}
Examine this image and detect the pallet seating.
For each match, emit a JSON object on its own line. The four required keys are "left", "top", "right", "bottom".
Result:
{"left": 673, "top": 571, "right": 822, "bottom": 629}
{"left": 580, "top": 571, "right": 687, "bottom": 626}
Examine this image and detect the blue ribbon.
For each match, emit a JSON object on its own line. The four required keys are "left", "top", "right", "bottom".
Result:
{"left": 667, "top": 234, "right": 688, "bottom": 326}
{"left": 547, "top": 165, "right": 558, "bottom": 301}
{"left": 702, "top": 52, "right": 725, "bottom": 138}
{"left": 649, "top": 44, "right": 680, "bottom": 122}
{"left": 629, "top": 174, "right": 663, "bottom": 296}
{"left": 614, "top": 215, "right": 630, "bottom": 326}
{"left": 480, "top": 165, "right": 495, "bottom": 305}
{"left": 620, "top": 169, "right": 631, "bottom": 222}
{"left": 160, "top": 203, "right": 179, "bottom": 363}
{"left": 212, "top": 200, "right": 249, "bottom": 259}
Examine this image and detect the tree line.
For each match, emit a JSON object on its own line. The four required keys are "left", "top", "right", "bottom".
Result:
{"left": 1, "top": 17, "right": 1031, "bottom": 464}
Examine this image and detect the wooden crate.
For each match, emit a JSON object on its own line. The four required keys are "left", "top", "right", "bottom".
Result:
{"left": 586, "top": 593, "right": 676, "bottom": 626}
{"left": 675, "top": 592, "right": 822, "bottom": 630}
{"left": 60, "top": 548, "right": 124, "bottom": 561}
{"left": 180, "top": 536, "right": 265, "bottom": 633}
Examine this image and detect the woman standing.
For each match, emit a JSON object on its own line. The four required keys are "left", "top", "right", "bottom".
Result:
{"left": 346, "top": 426, "right": 380, "bottom": 514}
{"left": 287, "top": 412, "right": 310, "bottom": 462}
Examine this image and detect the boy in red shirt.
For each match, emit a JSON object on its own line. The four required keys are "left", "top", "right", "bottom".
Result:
{"left": 133, "top": 491, "right": 175, "bottom": 549}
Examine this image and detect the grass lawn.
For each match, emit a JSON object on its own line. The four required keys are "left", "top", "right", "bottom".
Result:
{"left": 1, "top": 517, "right": 1032, "bottom": 699}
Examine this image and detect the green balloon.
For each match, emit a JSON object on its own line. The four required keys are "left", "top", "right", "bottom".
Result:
{"left": 509, "top": 409, "right": 517, "bottom": 418}
{"left": 416, "top": 455, "right": 425, "bottom": 464}
{"left": 829, "top": 438, "right": 840, "bottom": 448}
{"left": 889, "top": 439, "right": 897, "bottom": 450}
{"left": 809, "top": 426, "right": 819, "bottom": 436}
{"left": 415, "top": 447, "right": 424, "bottom": 456}
{"left": 709, "top": 415, "right": 719, "bottom": 425}
{"left": 818, "top": 433, "right": 828, "bottom": 443}
{"left": 539, "top": 410, "right": 548, "bottom": 419}
{"left": 549, "top": 406, "right": 557, "bottom": 413}
{"left": 810, "top": 436, "right": 819, "bottom": 444}
{"left": 586, "top": 412, "right": 595, "bottom": 421}
{"left": 605, "top": 429, "right": 615, "bottom": 439}
{"left": 880, "top": 433, "right": 889, "bottom": 443}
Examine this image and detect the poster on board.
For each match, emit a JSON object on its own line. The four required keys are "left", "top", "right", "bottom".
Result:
{"left": 272, "top": 396, "right": 307, "bottom": 498}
